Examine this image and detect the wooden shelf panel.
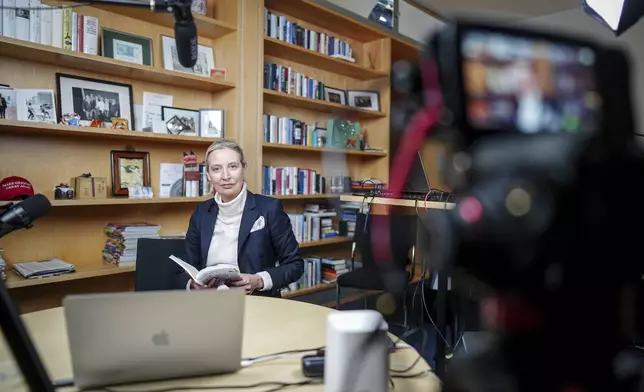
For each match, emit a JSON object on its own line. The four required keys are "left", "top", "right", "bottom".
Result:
{"left": 0, "top": 120, "right": 219, "bottom": 145}
{"left": 5, "top": 264, "right": 135, "bottom": 289}
{"left": 263, "top": 142, "right": 387, "bottom": 157}
{"left": 0, "top": 37, "right": 236, "bottom": 93}
{"left": 281, "top": 282, "right": 336, "bottom": 299}
{"left": 391, "top": 37, "right": 422, "bottom": 63}
{"left": 299, "top": 236, "right": 352, "bottom": 248}
{"left": 263, "top": 90, "right": 386, "bottom": 119}
{"left": 270, "top": 194, "right": 340, "bottom": 200}
{"left": 265, "top": 0, "right": 386, "bottom": 42}
{"left": 89, "top": 4, "right": 237, "bottom": 39}
{"left": 264, "top": 37, "right": 387, "bottom": 80}
{"left": 339, "top": 195, "right": 456, "bottom": 209}
{"left": 50, "top": 196, "right": 211, "bottom": 207}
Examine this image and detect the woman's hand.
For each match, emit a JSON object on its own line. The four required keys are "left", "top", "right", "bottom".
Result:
{"left": 228, "top": 274, "right": 263, "bottom": 294}
{"left": 189, "top": 278, "right": 221, "bottom": 290}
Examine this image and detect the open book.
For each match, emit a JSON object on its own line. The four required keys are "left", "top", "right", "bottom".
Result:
{"left": 169, "top": 255, "right": 241, "bottom": 285}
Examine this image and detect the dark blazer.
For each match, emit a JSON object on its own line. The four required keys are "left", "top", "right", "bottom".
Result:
{"left": 184, "top": 190, "right": 304, "bottom": 297}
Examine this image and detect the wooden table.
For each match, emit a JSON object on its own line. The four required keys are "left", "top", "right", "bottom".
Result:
{"left": 339, "top": 195, "right": 456, "bottom": 210}
{"left": 0, "top": 296, "right": 440, "bottom": 391}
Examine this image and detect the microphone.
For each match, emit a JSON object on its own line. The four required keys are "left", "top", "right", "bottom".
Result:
{"left": 0, "top": 194, "right": 52, "bottom": 239}
{"left": 172, "top": 0, "right": 198, "bottom": 69}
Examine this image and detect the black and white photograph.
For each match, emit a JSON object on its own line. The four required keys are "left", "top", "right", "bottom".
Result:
{"left": 199, "top": 109, "right": 224, "bottom": 138}
{"left": 16, "top": 89, "right": 57, "bottom": 124}
{"left": 0, "top": 87, "right": 17, "bottom": 120}
{"left": 347, "top": 90, "right": 380, "bottom": 111}
{"left": 161, "top": 35, "right": 215, "bottom": 78}
{"left": 56, "top": 73, "right": 134, "bottom": 126}
{"left": 324, "top": 86, "right": 347, "bottom": 105}
{"left": 162, "top": 106, "right": 200, "bottom": 136}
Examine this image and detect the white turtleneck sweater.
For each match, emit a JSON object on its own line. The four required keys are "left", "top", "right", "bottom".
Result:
{"left": 187, "top": 183, "right": 272, "bottom": 291}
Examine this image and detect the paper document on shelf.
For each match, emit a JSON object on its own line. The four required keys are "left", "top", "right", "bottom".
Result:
{"left": 142, "top": 92, "right": 173, "bottom": 133}
{"left": 169, "top": 255, "right": 200, "bottom": 283}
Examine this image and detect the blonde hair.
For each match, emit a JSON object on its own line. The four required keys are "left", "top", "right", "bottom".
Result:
{"left": 204, "top": 139, "right": 247, "bottom": 167}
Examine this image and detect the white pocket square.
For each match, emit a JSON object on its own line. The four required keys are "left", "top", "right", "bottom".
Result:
{"left": 250, "top": 216, "right": 265, "bottom": 233}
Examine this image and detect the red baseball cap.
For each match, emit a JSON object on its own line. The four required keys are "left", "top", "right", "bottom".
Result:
{"left": 0, "top": 176, "right": 35, "bottom": 201}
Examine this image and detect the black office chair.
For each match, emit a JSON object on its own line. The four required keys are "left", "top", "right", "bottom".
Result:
{"left": 335, "top": 213, "right": 416, "bottom": 327}
{"left": 135, "top": 238, "right": 188, "bottom": 292}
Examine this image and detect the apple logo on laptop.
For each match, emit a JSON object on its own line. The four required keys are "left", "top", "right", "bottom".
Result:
{"left": 152, "top": 330, "right": 170, "bottom": 346}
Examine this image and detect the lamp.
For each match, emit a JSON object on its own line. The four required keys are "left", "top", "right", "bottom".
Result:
{"left": 582, "top": 0, "right": 644, "bottom": 35}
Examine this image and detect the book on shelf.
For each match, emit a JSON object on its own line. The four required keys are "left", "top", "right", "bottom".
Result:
{"left": 12, "top": 258, "right": 75, "bottom": 279}
{"left": 284, "top": 256, "right": 322, "bottom": 293}
{"left": 1, "top": 1, "right": 98, "bottom": 55}
{"left": 262, "top": 165, "right": 326, "bottom": 196}
{"left": 264, "top": 63, "right": 325, "bottom": 100}
{"left": 0, "top": 249, "right": 6, "bottom": 281}
{"left": 339, "top": 201, "right": 367, "bottom": 238}
{"left": 102, "top": 223, "right": 161, "bottom": 266}
{"left": 263, "top": 113, "right": 328, "bottom": 147}
{"left": 289, "top": 204, "right": 339, "bottom": 243}
{"left": 322, "top": 257, "right": 349, "bottom": 282}
{"left": 263, "top": 8, "right": 354, "bottom": 61}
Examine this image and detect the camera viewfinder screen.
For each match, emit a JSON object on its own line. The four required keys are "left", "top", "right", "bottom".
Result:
{"left": 461, "top": 30, "right": 601, "bottom": 134}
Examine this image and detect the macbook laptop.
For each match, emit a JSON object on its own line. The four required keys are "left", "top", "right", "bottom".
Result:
{"left": 63, "top": 289, "right": 245, "bottom": 389}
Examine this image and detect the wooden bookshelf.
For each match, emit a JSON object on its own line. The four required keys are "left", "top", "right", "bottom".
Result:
{"left": 50, "top": 196, "right": 211, "bottom": 207}
{"left": 0, "top": 37, "right": 236, "bottom": 93}
{"left": 263, "top": 90, "right": 386, "bottom": 119}
{"left": 281, "top": 282, "right": 336, "bottom": 299}
{"left": 5, "top": 264, "right": 135, "bottom": 289}
{"left": 299, "top": 236, "right": 352, "bottom": 248}
{"left": 0, "top": 120, "right": 219, "bottom": 145}
{"left": 264, "top": 37, "right": 388, "bottom": 80}
{"left": 263, "top": 142, "right": 387, "bottom": 157}
{"left": 271, "top": 194, "right": 340, "bottom": 200}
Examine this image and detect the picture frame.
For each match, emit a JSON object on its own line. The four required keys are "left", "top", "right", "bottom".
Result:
{"left": 199, "top": 109, "right": 224, "bottom": 138}
{"left": 161, "top": 35, "right": 215, "bottom": 78}
{"left": 56, "top": 73, "right": 134, "bottom": 127}
{"left": 346, "top": 90, "right": 380, "bottom": 112}
{"left": 161, "top": 106, "right": 200, "bottom": 136}
{"left": 324, "top": 86, "right": 347, "bottom": 105}
{"left": 110, "top": 150, "right": 151, "bottom": 196}
{"left": 101, "top": 28, "right": 153, "bottom": 66}
{"left": 15, "top": 89, "right": 57, "bottom": 123}
{"left": 0, "top": 87, "right": 18, "bottom": 120}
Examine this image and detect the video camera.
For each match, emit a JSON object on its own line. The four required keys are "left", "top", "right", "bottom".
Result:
{"left": 397, "top": 19, "right": 644, "bottom": 392}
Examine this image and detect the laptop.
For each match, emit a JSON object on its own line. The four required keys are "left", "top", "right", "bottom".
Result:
{"left": 63, "top": 289, "right": 245, "bottom": 389}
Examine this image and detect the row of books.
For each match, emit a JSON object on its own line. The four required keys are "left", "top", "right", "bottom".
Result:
{"left": 263, "top": 8, "right": 354, "bottom": 62}
{"left": 283, "top": 256, "right": 350, "bottom": 293}
{"left": 1, "top": 1, "right": 99, "bottom": 54}
{"left": 102, "top": 223, "right": 160, "bottom": 267}
{"left": 264, "top": 63, "right": 326, "bottom": 101}
{"left": 262, "top": 166, "right": 327, "bottom": 196}
{"left": 262, "top": 114, "right": 328, "bottom": 147}
{"left": 288, "top": 205, "right": 338, "bottom": 243}
{"left": 0, "top": 249, "right": 5, "bottom": 281}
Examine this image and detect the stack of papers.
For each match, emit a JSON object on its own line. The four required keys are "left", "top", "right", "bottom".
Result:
{"left": 13, "top": 259, "right": 75, "bottom": 279}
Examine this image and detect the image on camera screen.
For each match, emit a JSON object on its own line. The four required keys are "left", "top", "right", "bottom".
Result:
{"left": 461, "top": 30, "right": 601, "bottom": 134}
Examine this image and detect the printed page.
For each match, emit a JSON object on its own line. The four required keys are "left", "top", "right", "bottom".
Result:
{"left": 168, "top": 255, "right": 199, "bottom": 282}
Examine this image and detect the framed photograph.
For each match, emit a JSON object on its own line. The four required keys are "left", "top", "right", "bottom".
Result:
{"left": 110, "top": 150, "right": 151, "bottom": 196}
{"left": 346, "top": 90, "right": 380, "bottom": 112}
{"left": 161, "top": 35, "right": 215, "bottom": 78}
{"left": 56, "top": 73, "right": 134, "bottom": 127}
{"left": 16, "top": 89, "right": 56, "bottom": 123}
{"left": 199, "top": 109, "right": 224, "bottom": 138}
{"left": 324, "top": 87, "right": 346, "bottom": 105}
{"left": 162, "top": 106, "right": 199, "bottom": 136}
{"left": 190, "top": 0, "right": 206, "bottom": 15}
{"left": 0, "top": 87, "right": 17, "bottom": 120}
{"left": 101, "top": 28, "right": 153, "bottom": 66}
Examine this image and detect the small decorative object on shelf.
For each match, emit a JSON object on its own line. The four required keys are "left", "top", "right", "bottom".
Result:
{"left": 54, "top": 183, "right": 74, "bottom": 200}
{"left": 199, "top": 108, "right": 224, "bottom": 138}
{"left": 60, "top": 113, "right": 81, "bottom": 126}
{"left": 183, "top": 151, "right": 200, "bottom": 197}
{"left": 127, "top": 186, "right": 154, "bottom": 199}
{"left": 327, "top": 119, "right": 360, "bottom": 150}
{"left": 111, "top": 118, "right": 129, "bottom": 130}
{"left": 212, "top": 68, "right": 227, "bottom": 80}
{"left": 71, "top": 173, "right": 107, "bottom": 199}
{"left": 190, "top": 0, "right": 206, "bottom": 15}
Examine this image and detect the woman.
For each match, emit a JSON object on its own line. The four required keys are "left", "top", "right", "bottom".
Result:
{"left": 184, "top": 140, "right": 304, "bottom": 296}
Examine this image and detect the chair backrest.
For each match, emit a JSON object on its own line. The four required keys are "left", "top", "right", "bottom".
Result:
{"left": 353, "top": 213, "right": 417, "bottom": 270}
{"left": 135, "top": 238, "right": 187, "bottom": 291}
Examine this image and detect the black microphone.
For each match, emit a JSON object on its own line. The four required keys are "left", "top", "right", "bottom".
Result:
{"left": 0, "top": 194, "right": 52, "bottom": 239}
{"left": 172, "top": 0, "right": 198, "bottom": 68}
